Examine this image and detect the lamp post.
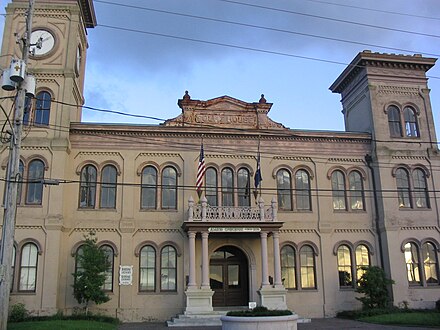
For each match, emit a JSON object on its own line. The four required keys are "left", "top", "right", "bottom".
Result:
{"left": 0, "top": 1, "right": 35, "bottom": 329}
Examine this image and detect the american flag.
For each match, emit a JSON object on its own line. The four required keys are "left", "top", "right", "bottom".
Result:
{"left": 196, "top": 143, "right": 206, "bottom": 197}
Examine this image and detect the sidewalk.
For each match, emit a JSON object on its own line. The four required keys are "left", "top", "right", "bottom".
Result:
{"left": 118, "top": 318, "right": 433, "bottom": 329}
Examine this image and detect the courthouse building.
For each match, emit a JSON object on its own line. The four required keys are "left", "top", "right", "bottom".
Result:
{"left": 1, "top": 0, "right": 440, "bottom": 324}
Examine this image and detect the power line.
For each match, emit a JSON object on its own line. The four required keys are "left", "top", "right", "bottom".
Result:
{"left": 214, "top": 0, "right": 440, "bottom": 39}
{"left": 96, "top": 24, "right": 440, "bottom": 81}
{"left": 303, "top": 0, "right": 440, "bottom": 21}
{"left": 93, "top": 0, "right": 440, "bottom": 57}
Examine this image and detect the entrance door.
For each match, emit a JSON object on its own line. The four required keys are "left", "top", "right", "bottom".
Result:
{"left": 210, "top": 246, "right": 249, "bottom": 307}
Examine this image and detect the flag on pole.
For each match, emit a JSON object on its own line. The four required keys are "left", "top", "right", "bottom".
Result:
{"left": 254, "top": 150, "right": 262, "bottom": 200}
{"left": 196, "top": 143, "right": 206, "bottom": 198}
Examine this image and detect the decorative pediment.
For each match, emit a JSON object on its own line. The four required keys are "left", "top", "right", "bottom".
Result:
{"left": 163, "top": 92, "right": 286, "bottom": 130}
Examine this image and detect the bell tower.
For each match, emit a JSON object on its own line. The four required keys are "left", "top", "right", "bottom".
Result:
{"left": 0, "top": 0, "right": 96, "bottom": 144}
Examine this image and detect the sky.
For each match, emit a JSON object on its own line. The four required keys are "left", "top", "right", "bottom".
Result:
{"left": 2, "top": 0, "right": 440, "bottom": 137}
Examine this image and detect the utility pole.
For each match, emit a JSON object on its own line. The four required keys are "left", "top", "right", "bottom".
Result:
{"left": 0, "top": 1, "right": 35, "bottom": 329}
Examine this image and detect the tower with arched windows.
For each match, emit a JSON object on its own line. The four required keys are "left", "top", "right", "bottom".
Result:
{"left": 331, "top": 51, "right": 440, "bottom": 310}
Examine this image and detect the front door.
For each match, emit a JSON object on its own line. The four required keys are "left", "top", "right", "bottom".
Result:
{"left": 210, "top": 246, "right": 249, "bottom": 307}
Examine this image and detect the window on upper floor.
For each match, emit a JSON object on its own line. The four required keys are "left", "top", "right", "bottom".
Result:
{"left": 26, "top": 159, "right": 44, "bottom": 205}
{"left": 161, "top": 166, "right": 177, "bottom": 209}
{"left": 19, "top": 242, "right": 38, "bottom": 292}
{"left": 100, "top": 165, "right": 117, "bottom": 209}
{"left": 237, "top": 168, "right": 251, "bottom": 207}
{"left": 100, "top": 244, "right": 114, "bottom": 292}
{"left": 205, "top": 167, "right": 218, "bottom": 206}
{"left": 331, "top": 169, "right": 365, "bottom": 212}
{"left": 221, "top": 168, "right": 234, "bottom": 206}
{"left": 34, "top": 91, "right": 51, "bottom": 126}
{"left": 331, "top": 170, "right": 346, "bottom": 211}
{"left": 79, "top": 165, "right": 97, "bottom": 208}
{"left": 395, "top": 167, "right": 429, "bottom": 209}
{"left": 387, "top": 105, "right": 419, "bottom": 138}
{"left": 140, "top": 165, "right": 178, "bottom": 210}
{"left": 141, "top": 166, "right": 157, "bottom": 209}
{"left": 281, "top": 244, "right": 316, "bottom": 290}
{"left": 277, "top": 168, "right": 311, "bottom": 211}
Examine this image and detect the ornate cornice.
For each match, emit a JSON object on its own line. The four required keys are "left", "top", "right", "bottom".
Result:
{"left": 328, "top": 158, "right": 364, "bottom": 163}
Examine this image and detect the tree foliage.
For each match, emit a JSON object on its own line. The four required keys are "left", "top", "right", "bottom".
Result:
{"left": 72, "top": 232, "right": 110, "bottom": 313}
{"left": 356, "top": 266, "right": 394, "bottom": 310}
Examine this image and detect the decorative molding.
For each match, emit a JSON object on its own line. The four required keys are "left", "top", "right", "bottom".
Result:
{"left": 334, "top": 229, "right": 371, "bottom": 234}
{"left": 137, "top": 153, "right": 181, "bottom": 158}
{"left": 207, "top": 154, "right": 255, "bottom": 160}
{"left": 401, "top": 226, "right": 438, "bottom": 231}
{"left": 280, "top": 229, "right": 317, "bottom": 234}
{"left": 134, "top": 228, "right": 181, "bottom": 234}
{"left": 76, "top": 151, "right": 122, "bottom": 157}
{"left": 392, "top": 156, "right": 427, "bottom": 161}
{"left": 72, "top": 228, "right": 118, "bottom": 233}
{"left": 273, "top": 156, "right": 312, "bottom": 162}
{"left": 377, "top": 85, "right": 419, "bottom": 96}
{"left": 328, "top": 158, "right": 364, "bottom": 163}
{"left": 15, "top": 225, "right": 43, "bottom": 230}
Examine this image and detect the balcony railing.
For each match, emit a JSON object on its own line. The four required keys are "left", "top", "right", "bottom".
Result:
{"left": 187, "top": 196, "right": 278, "bottom": 222}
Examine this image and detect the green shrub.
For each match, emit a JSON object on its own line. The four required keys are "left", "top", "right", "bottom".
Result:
{"left": 8, "top": 303, "right": 29, "bottom": 322}
{"left": 356, "top": 266, "right": 394, "bottom": 310}
{"left": 436, "top": 299, "right": 440, "bottom": 312}
{"left": 226, "top": 306, "right": 293, "bottom": 317}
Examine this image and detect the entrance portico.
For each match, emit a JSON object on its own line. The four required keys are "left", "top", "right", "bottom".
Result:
{"left": 182, "top": 197, "right": 287, "bottom": 314}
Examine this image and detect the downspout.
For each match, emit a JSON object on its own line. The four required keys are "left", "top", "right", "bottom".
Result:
{"left": 365, "top": 154, "right": 384, "bottom": 269}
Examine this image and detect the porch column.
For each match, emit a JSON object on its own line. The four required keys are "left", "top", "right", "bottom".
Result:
{"left": 188, "top": 231, "right": 197, "bottom": 288}
{"left": 273, "top": 231, "right": 283, "bottom": 287}
{"left": 260, "top": 231, "right": 270, "bottom": 288}
{"left": 201, "top": 231, "right": 210, "bottom": 288}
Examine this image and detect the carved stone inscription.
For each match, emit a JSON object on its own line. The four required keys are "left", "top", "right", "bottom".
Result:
{"left": 195, "top": 113, "right": 256, "bottom": 126}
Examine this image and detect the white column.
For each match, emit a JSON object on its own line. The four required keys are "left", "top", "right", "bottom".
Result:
{"left": 201, "top": 231, "right": 210, "bottom": 288}
{"left": 260, "top": 231, "right": 270, "bottom": 287}
{"left": 273, "top": 231, "right": 283, "bottom": 287}
{"left": 188, "top": 231, "right": 197, "bottom": 288}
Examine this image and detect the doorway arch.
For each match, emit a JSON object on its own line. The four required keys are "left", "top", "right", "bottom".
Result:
{"left": 210, "top": 245, "right": 249, "bottom": 306}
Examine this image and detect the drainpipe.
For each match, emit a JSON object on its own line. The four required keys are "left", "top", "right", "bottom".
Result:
{"left": 365, "top": 154, "right": 385, "bottom": 269}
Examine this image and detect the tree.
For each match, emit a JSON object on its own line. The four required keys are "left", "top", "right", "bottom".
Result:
{"left": 72, "top": 232, "right": 110, "bottom": 314}
{"left": 356, "top": 266, "right": 394, "bottom": 310}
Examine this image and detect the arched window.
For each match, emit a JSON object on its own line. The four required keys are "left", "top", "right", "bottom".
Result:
{"left": 281, "top": 245, "right": 296, "bottom": 289}
{"left": 100, "top": 165, "right": 117, "bottom": 208}
{"left": 422, "top": 242, "right": 438, "bottom": 285}
{"left": 277, "top": 169, "right": 292, "bottom": 210}
{"left": 161, "top": 166, "right": 177, "bottom": 209}
{"left": 237, "top": 168, "right": 250, "bottom": 207}
{"left": 221, "top": 168, "right": 234, "bottom": 206}
{"left": 413, "top": 169, "right": 429, "bottom": 208}
{"left": 19, "top": 243, "right": 38, "bottom": 292}
{"left": 404, "top": 107, "right": 419, "bottom": 137}
{"left": 74, "top": 245, "right": 85, "bottom": 276}
{"left": 34, "top": 91, "right": 51, "bottom": 126}
{"left": 79, "top": 165, "right": 97, "bottom": 208}
{"left": 337, "top": 245, "right": 352, "bottom": 287}
{"left": 349, "top": 171, "right": 364, "bottom": 210}
{"left": 140, "top": 245, "right": 156, "bottom": 291}
{"left": 331, "top": 171, "right": 346, "bottom": 210}
{"left": 355, "top": 244, "right": 370, "bottom": 281}
{"left": 161, "top": 245, "right": 177, "bottom": 291}
{"left": 100, "top": 245, "right": 114, "bottom": 292}
{"left": 26, "top": 159, "right": 44, "bottom": 205}
{"left": 387, "top": 105, "right": 402, "bottom": 137}
{"left": 295, "top": 170, "right": 311, "bottom": 211}
{"left": 395, "top": 168, "right": 411, "bottom": 208}
{"left": 141, "top": 166, "right": 157, "bottom": 209}
{"left": 404, "top": 242, "right": 421, "bottom": 285}
{"left": 300, "top": 245, "right": 316, "bottom": 289}
{"left": 205, "top": 167, "right": 218, "bottom": 206}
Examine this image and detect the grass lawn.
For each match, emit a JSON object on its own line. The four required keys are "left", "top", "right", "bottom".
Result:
{"left": 359, "top": 312, "right": 440, "bottom": 327}
{"left": 8, "top": 320, "right": 118, "bottom": 330}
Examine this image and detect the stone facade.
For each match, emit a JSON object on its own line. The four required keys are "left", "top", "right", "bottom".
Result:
{"left": 0, "top": 0, "right": 439, "bottom": 323}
